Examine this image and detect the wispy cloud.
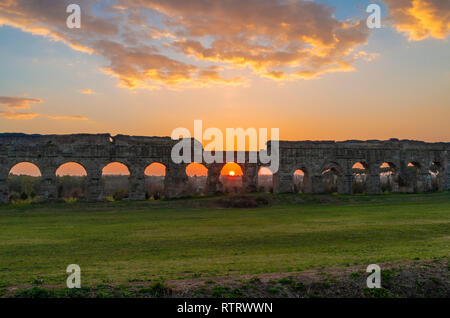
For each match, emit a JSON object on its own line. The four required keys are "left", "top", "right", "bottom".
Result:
{"left": 0, "top": 96, "right": 42, "bottom": 120}
{"left": 48, "top": 115, "right": 89, "bottom": 121}
{"left": 0, "top": 96, "right": 42, "bottom": 109}
{"left": 0, "top": 96, "right": 88, "bottom": 121}
{"left": 0, "top": 111, "right": 39, "bottom": 120}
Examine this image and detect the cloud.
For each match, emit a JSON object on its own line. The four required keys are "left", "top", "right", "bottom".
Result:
{"left": 384, "top": 0, "right": 450, "bottom": 41}
{"left": 80, "top": 89, "right": 95, "bottom": 95}
{"left": 48, "top": 115, "right": 89, "bottom": 121}
{"left": 0, "top": 0, "right": 376, "bottom": 89}
{"left": 0, "top": 95, "right": 87, "bottom": 121}
{"left": 134, "top": 0, "right": 372, "bottom": 81}
{"left": 0, "top": 96, "right": 42, "bottom": 119}
{"left": 0, "top": 96, "right": 42, "bottom": 109}
{"left": 0, "top": 111, "right": 39, "bottom": 120}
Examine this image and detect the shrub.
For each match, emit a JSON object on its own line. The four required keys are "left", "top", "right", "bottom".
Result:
{"left": 15, "top": 287, "right": 56, "bottom": 298}
{"left": 104, "top": 196, "right": 115, "bottom": 202}
{"left": 20, "top": 192, "right": 28, "bottom": 201}
{"left": 362, "top": 287, "right": 394, "bottom": 298}
{"left": 254, "top": 196, "right": 270, "bottom": 206}
{"left": 217, "top": 195, "right": 269, "bottom": 208}
{"left": 352, "top": 181, "right": 365, "bottom": 194}
{"left": 8, "top": 191, "right": 20, "bottom": 202}
{"left": 63, "top": 197, "right": 78, "bottom": 204}
{"left": 10, "top": 197, "right": 35, "bottom": 207}
{"left": 138, "top": 281, "right": 171, "bottom": 297}
{"left": 113, "top": 189, "right": 128, "bottom": 201}
{"left": 70, "top": 188, "right": 83, "bottom": 199}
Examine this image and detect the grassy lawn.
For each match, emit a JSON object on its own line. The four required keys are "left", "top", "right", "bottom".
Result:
{"left": 0, "top": 192, "right": 449, "bottom": 287}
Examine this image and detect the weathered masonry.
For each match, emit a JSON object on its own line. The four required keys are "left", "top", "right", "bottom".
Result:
{"left": 0, "top": 133, "right": 449, "bottom": 204}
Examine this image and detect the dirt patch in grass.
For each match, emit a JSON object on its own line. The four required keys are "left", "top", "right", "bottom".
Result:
{"left": 3, "top": 259, "right": 448, "bottom": 298}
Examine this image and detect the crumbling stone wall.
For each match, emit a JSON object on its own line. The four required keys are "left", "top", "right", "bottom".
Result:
{"left": 0, "top": 134, "right": 448, "bottom": 204}
{"left": 270, "top": 139, "right": 449, "bottom": 194}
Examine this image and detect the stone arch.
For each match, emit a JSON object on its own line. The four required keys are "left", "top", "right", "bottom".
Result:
{"left": 55, "top": 162, "right": 87, "bottom": 199}
{"left": 428, "top": 161, "right": 445, "bottom": 192}
{"left": 379, "top": 162, "right": 399, "bottom": 193}
{"left": 220, "top": 162, "right": 244, "bottom": 193}
{"left": 145, "top": 162, "right": 166, "bottom": 199}
{"left": 292, "top": 166, "right": 311, "bottom": 193}
{"left": 101, "top": 161, "right": 131, "bottom": 201}
{"left": 185, "top": 163, "right": 208, "bottom": 195}
{"left": 320, "top": 162, "right": 344, "bottom": 194}
{"left": 8, "top": 162, "right": 42, "bottom": 202}
{"left": 257, "top": 166, "right": 273, "bottom": 193}
{"left": 405, "top": 161, "right": 421, "bottom": 192}
{"left": 351, "top": 162, "right": 368, "bottom": 194}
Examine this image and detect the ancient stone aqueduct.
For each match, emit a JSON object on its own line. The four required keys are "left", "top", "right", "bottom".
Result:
{"left": 0, "top": 133, "right": 449, "bottom": 204}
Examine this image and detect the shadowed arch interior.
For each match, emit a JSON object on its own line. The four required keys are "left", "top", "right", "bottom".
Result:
{"left": 293, "top": 168, "right": 307, "bottom": 193}
{"left": 406, "top": 162, "right": 421, "bottom": 192}
{"left": 428, "top": 162, "right": 444, "bottom": 192}
{"left": 352, "top": 162, "right": 367, "bottom": 194}
{"left": 321, "top": 164, "right": 342, "bottom": 193}
{"left": 379, "top": 162, "right": 398, "bottom": 193}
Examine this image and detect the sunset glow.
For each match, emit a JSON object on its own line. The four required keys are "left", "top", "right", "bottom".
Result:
{"left": 102, "top": 162, "right": 130, "bottom": 176}
{"left": 145, "top": 163, "right": 166, "bottom": 177}
{"left": 258, "top": 167, "right": 273, "bottom": 176}
{"left": 56, "top": 162, "right": 87, "bottom": 177}
{"left": 9, "top": 162, "right": 41, "bottom": 177}
{"left": 186, "top": 163, "right": 208, "bottom": 177}
{"left": 220, "top": 163, "right": 243, "bottom": 177}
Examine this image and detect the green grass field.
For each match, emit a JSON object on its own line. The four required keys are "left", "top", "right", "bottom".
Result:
{"left": 0, "top": 193, "right": 449, "bottom": 287}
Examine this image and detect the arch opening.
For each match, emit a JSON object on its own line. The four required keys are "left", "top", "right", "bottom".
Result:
{"left": 56, "top": 162, "right": 87, "bottom": 200}
{"left": 220, "top": 163, "right": 243, "bottom": 194}
{"left": 257, "top": 167, "right": 273, "bottom": 193}
{"left": 145, "top": 163, "right": 166, "bottom": 200}
{"left": 379, "top": 162, "right": 398, "bottom": 193}
{"left": 321, "top": 166, "right": 340, "bottom": 193}
{"left": 185, "top": 163, "right": 208, "bottom": 196}
{"left": 405, "top": 162, "right": 420, "bottom": 192}
{"left": 102, "top": 162, "right": 130, "bottom": 201}
{"left": 428, "top": 162, "right": 442, "bottom": 192}
{"left": 352, "top": 162, "right": 367, "bottom": 194}
{"left": 293, "top": 169, "right": 307, "bottom": 193}
{"left": 8, "top": 162, "right": 41, "bottom": 203}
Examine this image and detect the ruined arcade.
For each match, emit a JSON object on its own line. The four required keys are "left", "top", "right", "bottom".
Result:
{"left": 0, "top": 133, "right": 449, "bottom": 204}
